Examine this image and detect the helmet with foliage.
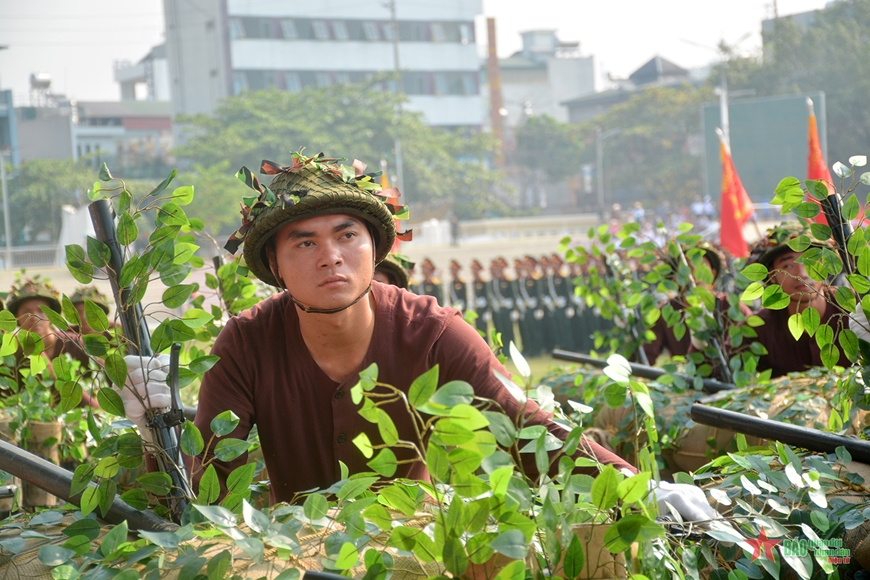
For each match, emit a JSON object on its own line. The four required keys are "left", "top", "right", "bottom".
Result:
{"left": 748, "top": 221, "right": 829, "bottom": 269}
{"left": 224, "top": 150, "right": 412, "bottom": 288}
{"left": 374, "top": 254, "right": 414, "bottom": 289}
{"left": 69, "top": 286, "right": 110, "bottom": 314}
{"left": 7, "top": 276, "right": 60, "bottom": 316}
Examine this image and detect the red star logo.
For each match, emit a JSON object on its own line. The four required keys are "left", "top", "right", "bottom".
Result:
{"left": 746, "top": 527, "right": 781, "bottom": 561}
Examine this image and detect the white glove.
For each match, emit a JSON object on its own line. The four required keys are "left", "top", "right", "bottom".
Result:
{"left": 651, "top": 481, "right": 720, "bottom": 523}
{"left": 851, "top": 307, "right": 870, "bottom": 344}
{"left": 122, "top": 355, "right": 171, "bottom": 442}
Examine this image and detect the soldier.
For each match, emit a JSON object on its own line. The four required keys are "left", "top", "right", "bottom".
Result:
{"left": 468, "top": 259, "right": 489, "bottom": 337}
{"left": 745, "top": 223, "right": 850, "bottom": 377}
{"left": 69, "top": 286, "right": 113, "bottom": 336}
{"left": 643, "top": 244, "right": 751, "bottom": 364}
{"left": 488, "top": 258, "right": 517, "bottom": 351}
{"left": 447, "top": 259, "right": 467, "bottom": 313}
{"left": 6, "top": 278, "right": 97, "bottom": 407}
{"left": 417, "top": 258, "right": 443, "bottom": 305}
{"left": 120, "top": 149, "right": 713, "bottom": 522}
{"left": 544, "top": 254, "right": 575, "bottom": 351}
{"left": 373, "top": 254, "right": 412, "bottom": 289}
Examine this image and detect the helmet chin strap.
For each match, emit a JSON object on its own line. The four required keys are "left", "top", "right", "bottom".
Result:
{"left": 287, "top": 283, "right": 372, "bottom": 314}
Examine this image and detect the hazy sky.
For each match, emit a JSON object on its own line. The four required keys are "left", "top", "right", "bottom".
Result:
{"left": 0, "top": 0, "right": 830, "bottom": 105}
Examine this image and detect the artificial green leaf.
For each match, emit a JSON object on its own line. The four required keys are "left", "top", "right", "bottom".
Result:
{"left": 426, "top": 444, "right": 449, "bottom": 482}
{"left": 563, "top": 532, "right": 585, "bottom": 580}
{"left": 834, "top": 286, "right": 857, "bottom": 313}
{"left": 193, "top": 504, "right": 236, "bottom": 527}
{"left": 367, "top": 448, "right": 398, "bottom": 477}
{"left": 39, "top": 305, "right": 68, "bottom": 331}
{"left": 741, "top": 282, "right": 764, "bottom": 302}
{"left": 162, "top": 285, "right": 196, "bottom": 310}
{"left": 787, "top": 313, "right": 804, "bottom": 341}
{"left": 378, "top": 484, "right": 416, "bottom": 517}
{"left": 483, "top": 411, "right": 517, "bottom": 447}
{"left": 99, "top": 520, "right": 128, "bottom": 556}
{"left": 137, "top": 472, "right": 172, "bottom": 495}
{"left": 103, "top": 352, "right": 128, "bottom": 388}
{"left": 337, "top": 477, "right": 378, "bottom": 502}
{"left": 61, "top": 295, "right": 80, "bottom": 327}
{"left": 210, "top": 410, "right": 240, "bottom": 436}
{"left": 489, "top": 529, "right": 527, "bottom": 560}
{"left": 86, "top": 236, "right": 111, "bottom": 268}
{"left": 821, "top": 343, "right": 841, "bottom": 369}
{"left": 761, "top": 285, "right": 790, "bottom": 310}
{"left": 38, "top": 545, "right": 75, "bottom": 567}
{"left": 62, "top": 518, "right": 101, "bottom": 541}
{"left": 189, "top": 355, "right": 219, "bottom": 374}
{"left": 181, "top": 308, "right": 213, "bottom": 328}
{"left": 303, "top": 493, "right": 329, "bottom": 521}
{"left": 617, "top": 472, "right": 651, "bottom": 504}
{"left": 353, "top": 432, "right": 373, "bottom": 458}
{"left": 197, "top": 465, "right": 221, "bottom": 505}
{"left": 590, "top": 465, "right": 620, "bottom": 511}
{"left": 96, "top": 388, "right": 125, "bottom": 417}
{"left": 120, "top": 489, "right": 149, "bottom": 510}
{"left": 428, "top": 380, "right": 475, "bottom": 408}
{"left": 181, "top": 421, "right": 204, "bottom": 456}
{"left": 443, "top": 535, "right": 468, "bottom": 576}
{"left": 408, "top": 365, "right": 438, "bottom": 408}
{"left": 802, "top": 307, "right": 821, "bottom": 336}
{"left": 740, "top": 263, "right": 769, "bottom": 281}
{"left": 117, "top": 213, "right": 138, "bottom": 247}
{"left": 214, "top": 438, "right": 248, "bottom": 461}
{"left": 172, "top": 185, "right": 195, "bottom": 206}
{"left": 603, "top": 514, "right": 663, "bottom": 553}
{"left": 207, "top": 549, "right": 232, "bottom": 580}
{"left": 70, "top": 464, "right": 95, "bottom": 497}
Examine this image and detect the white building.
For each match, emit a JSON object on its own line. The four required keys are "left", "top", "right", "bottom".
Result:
{"left": 163, "top": 0, "right": 482, "bottom": 128}
{"left": 481, "top": 30, "right": 596, "bottom": 129}
{"left": 113, "top": 44, "right": 172, "bottom": 102}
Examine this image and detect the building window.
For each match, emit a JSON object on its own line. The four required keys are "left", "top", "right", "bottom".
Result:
{"left": 259, "top": 19, "right": 272, "bottom": 38}
{"left": 459, "top": 23, "right": 473, "bottom": 45}
{"left": 462, "top": 73, "right": 477, "bottom": 95}
{"left": 229, "top": 18, "right": 245, "bottom": 39}
{"left": 382, "top": 22, "right": 394, "bottom": 41}
{"left": 399, "top": 21, "right": 427, "bottom": 41}
{"left": 431, "top": 23, "right": 446, "bottom": 42}
{"left": 362, "top": 21, "right": 379, "bottom": 41}
{"left": 284, "top": 72, "right": 301, "bottom": 92}
{"left": 332, "top": 20, "right": 349, "bottom": 40}
{"left": 233, "top": 72, "right": 248, "bottom": 94}
{"left": 334, "top": 72, "right": 350, "bottom": 84}
{"left": 312, "top": 20, "right": 330, "bottom": 39}
{"left": 280, "top": 19, "right": 298, "bottom": 39}
{"left": 404, "top": 72, "right": 428, "bottom": 95}
{"left": 433, "top": 73, "right": 449, "bottom": 95}
{"left": 315, "top": 72, "right": 332, "bottom": 87}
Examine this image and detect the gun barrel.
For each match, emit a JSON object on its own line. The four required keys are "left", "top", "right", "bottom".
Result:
{"left": 88, "top": 198, "right": 190, "bottom": 522}
{"left": 691, "top": 404, "right": 870, "bottom": 463}
{"left": 0, "top": 439, "right": 175, "bottom": 532}
{"left": 88, "top": 199, "right": 152, "bottom": 356}
{"left": 551, "top": 349, "right": 735, "bottom": 394}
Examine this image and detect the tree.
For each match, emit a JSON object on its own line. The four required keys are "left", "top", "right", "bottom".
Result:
{"left": 722, "top": 0, "right": 870, "bottom": 170}
{"left": 564, "top": 85, "right": 713, "bottom": 209}
{"left": 5, "top": 159, "right": 95, "bottom": 244}
{"left": 174, "top": 79, "right": 505, "bottom": 223}
{"left": 514, "top": 115, "right": 584, "bottom": 184}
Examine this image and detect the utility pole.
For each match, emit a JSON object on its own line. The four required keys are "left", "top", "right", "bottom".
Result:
{"left": 386, "top": 0, "right": 405, "bottom": 195}
{"left": 0, "top": 150, "right": 11, "bottom": 269}
{"left": 595, "top": 127, "right": 621, "bottom": 213}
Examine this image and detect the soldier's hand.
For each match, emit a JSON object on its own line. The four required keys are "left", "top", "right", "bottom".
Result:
{"left": 122, "top": 355, "right": 172, "bottom": 441}
{"left": 651, "top": 481, "right": 720, "bottom": 523}
{"left": 850, "top": 306, "right": 870, "bottom": 344}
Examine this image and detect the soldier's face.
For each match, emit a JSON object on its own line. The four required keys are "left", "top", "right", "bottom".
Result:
{"left": 771, "top": 251, "right": 821, "bottom": 299}
{"left": 16, "top": 298, "right": 52, "bottom": 337}
{"left": 270, "top": 214, "right": 375, "bottom": 311}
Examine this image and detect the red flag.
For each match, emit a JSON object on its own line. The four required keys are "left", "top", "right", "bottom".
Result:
{"left": 807, "top": 99, "right": 833, "bottom": 224}
{"left": 719, "top": 140, "right": 754, "bottom": 258}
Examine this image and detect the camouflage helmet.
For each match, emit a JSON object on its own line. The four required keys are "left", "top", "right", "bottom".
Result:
{"left": 374, "top": 254, "right": 414, "bottom": 289}
{"left": 69, "top": 286, "right": 110, "bottom": 314}
{"left": 7, "top": 276, "right": 61, "bottom": 316}
{"left": 224, "top": 150, "right": 412, "bottom": 288}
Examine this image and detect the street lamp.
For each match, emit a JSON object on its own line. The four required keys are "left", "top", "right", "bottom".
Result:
{"left": 595, "top": 126, "right": 621, "bottom": 212}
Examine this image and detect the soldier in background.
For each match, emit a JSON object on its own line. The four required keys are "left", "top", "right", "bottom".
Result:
{"left": 69, "top": 286, "right": 113, "bottom": 337}
{"left": 488, "top": 258, "right": 517, "bottom": 351}
{"left": 447, "top": 260, "right": 467, "bottom": 313}
{"left": 544, "top": 254, "right": 574, "bottom": 351}
{"left": 469, "top": 259, "right": 489, "bottom": 337}
{"left": 417, "top": 258, "right": 443, "bottom": 305}
{"left": 373, "top": 254, "right": 412, "bottom": 289}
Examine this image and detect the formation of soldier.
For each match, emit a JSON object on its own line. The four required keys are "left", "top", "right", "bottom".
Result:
{"left": 402, "top": 254, "right": 613, "bottom": 357}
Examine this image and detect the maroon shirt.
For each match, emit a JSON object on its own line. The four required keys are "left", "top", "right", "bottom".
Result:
{"left": 644, "top": 292, "right": 753, "bottom": 362}
{"left": 194, "top": 282, "right": 633, "bottom": 504}
{"left": 752, "top": 300, "right": 850, "bottom": 378}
